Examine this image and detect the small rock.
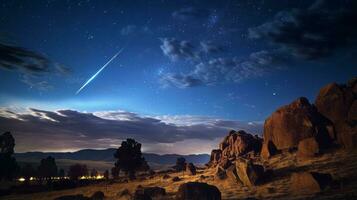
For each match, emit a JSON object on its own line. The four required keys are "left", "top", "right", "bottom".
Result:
{"left": 172, "top": 176, "right": 181, "bottom": 182}
{"left": 162, "top": 174, "right": 171, "bottom": 180}
{"left": 91, "top": 191, "right": 104, "bottom": 200}
{"left": 186, "top": 163, "right": 196, "bottom": 175}
{"left": 175, "top": 182, "right": 221, "bottom": 200}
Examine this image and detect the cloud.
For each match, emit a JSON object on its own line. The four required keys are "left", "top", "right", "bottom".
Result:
{"left": 248, "top": 0, "right": 357, "bottom": 60}
{"left": 0, "top": 107, "right": 262, "bottom": 153}
{"left": 172, "top": 7, "right": 210, "bottom": 21}
{"left": 0, "top": 42, "right": 72, "bottom": 90}
{"left": 0, "top": 43, "right": 51, "bottom": 74}
{"left": 160, "top": 38, "right": 198, "bottom": 61}
{"left": 160, "top": 50, "right": 284, "bottom": 88}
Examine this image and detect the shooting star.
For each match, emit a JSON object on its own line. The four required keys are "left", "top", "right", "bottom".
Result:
{"left": 76, "top": 48, "right": 124, "bottom": 94}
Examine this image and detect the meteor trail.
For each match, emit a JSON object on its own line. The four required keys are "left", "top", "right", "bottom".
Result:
{"left": 76, "top": 48, "right": 124, "bottom": 94}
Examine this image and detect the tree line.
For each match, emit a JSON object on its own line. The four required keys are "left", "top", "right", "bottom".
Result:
{"left": 0, "top": 132, "right": 150, "bottom": 183}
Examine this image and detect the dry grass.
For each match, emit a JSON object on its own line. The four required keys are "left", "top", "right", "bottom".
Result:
{"left": 2, "top": 148, "right": 357, "bottom": 200}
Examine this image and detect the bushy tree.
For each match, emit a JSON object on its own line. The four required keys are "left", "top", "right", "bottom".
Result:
{"left": 173, "top": 157, "right": 186, "bottom": 172}
{"left": 114, "top": 138, "right": 149, "bottom": 179}
{"left": 38, "top": 156, "right": 58, "bottom": 180}
{"left": 111, "top": 166, "right": 120, "bottom": 179}
{"left": 0, "top": 132, "right": 18, "bottom": 181}
{"left": 68, "top": 164, "right": 88, "bottom": 180}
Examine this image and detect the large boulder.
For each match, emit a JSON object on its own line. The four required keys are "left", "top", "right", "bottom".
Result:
{"left": 315, "top": 83, "right": 354, "bottom": 123}
{"left": 297, "top": 137, "right": 320, "bottom": 159}
{"left": 263, "top": 97, "right": 332, "bottom": 150}
{"left": 290, "top": 172, "right": 332, "bottom": 195}
{"left": 175, "top": 182, "right": 221, "bottom": 200}
{"left": 185, "top": 163, "right": 196, "bottom": 175}
{"left": 315, "top": 79, "right": 357, "bottom": 149}
{"left": 235, "top": 159, "right": 264, "bottom": 187}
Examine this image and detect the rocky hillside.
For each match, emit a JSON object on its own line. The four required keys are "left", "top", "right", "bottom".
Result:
{"left": 206, "top": 77, "right": 357, "bottom": 198}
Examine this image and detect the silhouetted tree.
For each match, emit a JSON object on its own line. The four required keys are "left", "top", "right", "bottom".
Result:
{"left": 58, "top": 168, "right": 65, "bottom": 178}
{"left": 0, "top": 132, "right": 18, "bottom": 181}
{"left": 38, "top": 156, "right": 58, "bottom": 180}
{"left": 20, "top": 164, "right": 36, "bottom": 184}
{"left": 104, "top": 170, "right": 109, "bottom": 180}
{"left": 173, "top": 157, "right": 186, "bottom": 172}
{"left": 90, "top": 168, "right": 98, "bottom": 178}
{"left": 68, "top": 164, "right": 88, "bottom": 180}
{"left": 114, "top": 138, "right": 149, "bottom": 179}
{"left": 111, "top": 166, "right": 120, "bottom": 179}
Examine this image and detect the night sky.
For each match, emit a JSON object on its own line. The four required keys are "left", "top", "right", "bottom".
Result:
{"left": 0, "top": 0, "right": 356, "bottom": 154}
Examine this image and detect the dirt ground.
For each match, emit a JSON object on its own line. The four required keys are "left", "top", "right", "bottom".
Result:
{"left": 2, "top": 148, "right": 357, "bottom": 200}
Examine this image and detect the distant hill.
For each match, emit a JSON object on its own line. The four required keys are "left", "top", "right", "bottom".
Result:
{"left": 15, "top": 148, "right": 210, "bottom": 171}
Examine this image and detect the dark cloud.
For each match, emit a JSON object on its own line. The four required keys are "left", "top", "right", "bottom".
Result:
{"left": 0, "top": 108, "right": 262, "bottom": 152}
{"left": 0, "top": 43, "right": 50, "bottom": 74}
{"left": 172, "top": 7, "right": 210, "bottom": 21}
{"left": 160, "top": 38, "right": 198, "bottom": 61}
{"left": 160, "top": 50, "right": 284, "bottom": 88}
{"left": 248, "top": 0, "right": 357, "bottom": 60}
{"left": 0, "top": 42, "right": 72, "bottom": 90}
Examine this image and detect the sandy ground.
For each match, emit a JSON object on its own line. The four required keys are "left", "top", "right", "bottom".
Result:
{"left": 2, "top": 148, "right": 357, "bottom": 200}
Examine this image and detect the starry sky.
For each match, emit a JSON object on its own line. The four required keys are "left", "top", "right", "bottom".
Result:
{"left": 0, "top": 0, "right": 356, "bottom": 154}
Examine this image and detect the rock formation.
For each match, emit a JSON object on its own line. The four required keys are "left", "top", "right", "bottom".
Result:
{"left": 263, "top": 97, "right": 333, "bottom": 152}
{"left": 208, "top": 130, "right": 262, "bottom": 167}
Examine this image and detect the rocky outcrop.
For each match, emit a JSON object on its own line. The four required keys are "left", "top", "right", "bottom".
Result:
{"left": 297, "top": 137, "right": 320, "bottom": 159}
{"left": 185, "top": 163, "right": 196, "bottom": 175}
{"left": 315, "top": 78, "right": 357, "bottom": 149}
{"left": 208, "top": 130, "right": 262, "bottom": 167}
{"left": 263, "top": 97, "right": 332, "bottom": 151}
{"left": 290, "top": 172, "right": 332, "bottom": 195}
{"left": 175, "top": 182, "right": 221, "bottom": 200}
{"left": 235, "top": 159, "right": 265, "bottom": 187}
